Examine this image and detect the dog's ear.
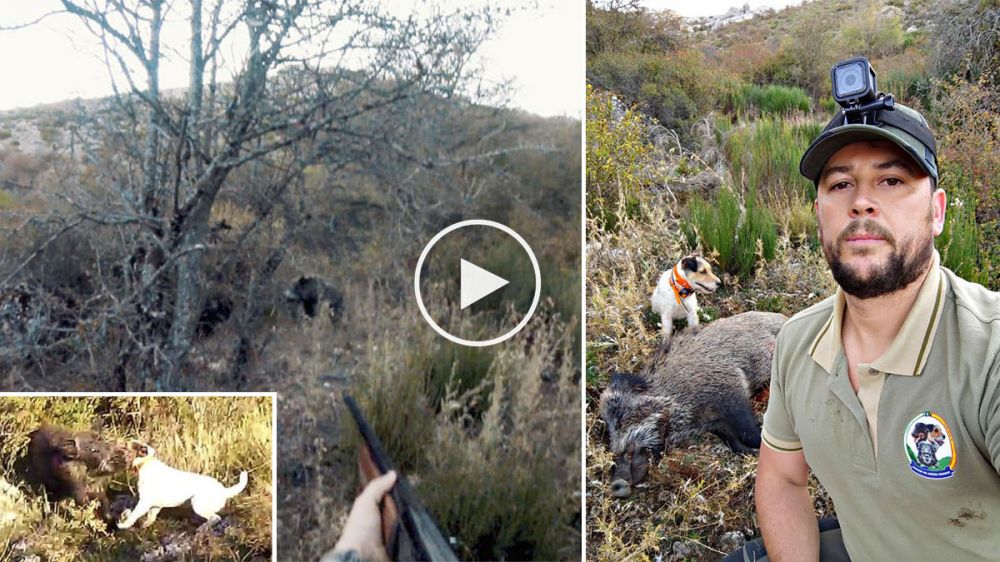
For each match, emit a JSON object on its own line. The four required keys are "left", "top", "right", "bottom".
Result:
{"left": 681, "top": 256, "right": 699, "bottom": 272}
{"left": 129, "top": 441, "right": 150, "bottom": 457}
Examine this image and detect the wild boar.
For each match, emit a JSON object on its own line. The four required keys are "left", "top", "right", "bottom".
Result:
{"left": 599, "top": 311, "right": 785, "bottom": 497}
{"left": 28, "top": 424, "right": 130, "bottom": 520}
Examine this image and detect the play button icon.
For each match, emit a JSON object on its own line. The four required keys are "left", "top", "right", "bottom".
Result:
{"left": 414, "top": 220, "right": 541, "bottom": 347}
{"left": 460, "top": 259, "right": 509, "bottom": 309}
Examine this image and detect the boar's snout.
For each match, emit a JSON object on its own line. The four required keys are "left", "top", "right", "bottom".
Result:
{"left": 611, "top": 478, "right": 632, "bottom": 497}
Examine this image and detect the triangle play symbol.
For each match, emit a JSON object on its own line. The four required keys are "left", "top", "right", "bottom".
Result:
{"left": 460, "top": 259, "right": 509, "bottom": 309}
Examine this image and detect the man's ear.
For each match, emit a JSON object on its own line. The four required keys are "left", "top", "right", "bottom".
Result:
{"left": 931, "top": 188, "right": 946, "bottom": 237}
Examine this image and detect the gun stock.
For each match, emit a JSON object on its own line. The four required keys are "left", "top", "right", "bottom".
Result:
{"left": 344, "top": 395, "right": 458, "bottom": 562}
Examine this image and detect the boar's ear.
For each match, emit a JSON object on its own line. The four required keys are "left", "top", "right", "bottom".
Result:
{"left": 681, "top": 256, "right": 699, "bottom": 272}
{"left": 652, "top": 396, "right": 673, "bottom": 440}
{"left": 609, "top": 372, "right": 648, "bottom": 392}
{"left": 59, "top": 437, "right": 80, "bottom": 459}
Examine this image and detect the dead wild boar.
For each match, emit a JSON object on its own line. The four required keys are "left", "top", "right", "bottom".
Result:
{"left": 28, "top": 424, "right": 130, "bottom": 520}
{"left": 599, "top": 311, "right": 785, "bottom": 497}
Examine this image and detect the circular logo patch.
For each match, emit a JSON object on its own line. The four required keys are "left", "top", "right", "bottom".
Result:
{"left": 903, "top": 411, "right": 956, "bottom": 479}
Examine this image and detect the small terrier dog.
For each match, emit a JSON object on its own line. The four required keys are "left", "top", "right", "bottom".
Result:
{"left": 118, "top": 441, "right": 248, "bottom": 529}
{"left": 650, "top": 254, "right": 721, "bottom": 345}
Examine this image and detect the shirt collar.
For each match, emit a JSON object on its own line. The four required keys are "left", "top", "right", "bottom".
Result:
{"left": 809, "top": 250, "right": 946, "bottom": 376}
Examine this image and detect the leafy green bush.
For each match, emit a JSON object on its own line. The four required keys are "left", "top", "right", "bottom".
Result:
{"left": 723, "top": 116, "right": 823, "bottom": 200}
{"left": 685, "top": 187, "right": 778, "bottom": 278}
{"left": 588, "top": 48, "right": 716, "bottom": 139}
{"left": 840, "top": 5, "right": 905, "bottom": 58}
{"left": 586, "top": 85, "right": 650, "bottom": 233}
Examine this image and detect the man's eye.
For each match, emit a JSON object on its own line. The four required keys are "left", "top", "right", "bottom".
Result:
{"left": 831, "top": 181, "right": 851, "bottom": 190}
{"left": 883, "top": 177, "right": 903, "bottom": 186}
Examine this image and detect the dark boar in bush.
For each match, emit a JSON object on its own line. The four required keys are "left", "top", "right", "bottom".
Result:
{"left": 284, "top": 276, "right": 344, "bottom": 319}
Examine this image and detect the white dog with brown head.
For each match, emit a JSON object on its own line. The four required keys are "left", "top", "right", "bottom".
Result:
{"left": 650, "top": 254, "right": 721, "bottom": 346}
{"left": 117, "top": 440, "right": 248, "bottom": 529}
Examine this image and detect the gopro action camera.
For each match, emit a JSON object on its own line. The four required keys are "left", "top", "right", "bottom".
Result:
{"left": 831, "top": 56, "right": 894, "bottom": 124}
{"left": 831, "top": 56, "right": 878, "bottom": 107}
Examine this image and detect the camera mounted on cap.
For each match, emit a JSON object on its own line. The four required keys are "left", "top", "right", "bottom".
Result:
{"left": 831, "top": 56, "right": 894, "bottom": 125}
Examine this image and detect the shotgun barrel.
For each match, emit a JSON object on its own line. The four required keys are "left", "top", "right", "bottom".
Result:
{"left": 343, "top": 394, "right": 458, "bottom": 562}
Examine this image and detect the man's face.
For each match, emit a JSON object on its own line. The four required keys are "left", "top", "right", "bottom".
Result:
{"left": 815, "top": 140, "right": 946, "bottom": 299}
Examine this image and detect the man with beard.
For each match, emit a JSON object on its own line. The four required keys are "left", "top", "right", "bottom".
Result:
{"left": 729, "top": 101, "right": 1000, "bottom": 562}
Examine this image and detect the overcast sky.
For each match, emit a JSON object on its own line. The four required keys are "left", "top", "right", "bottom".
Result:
{"left": 0, "top": 1, "right": 582, "bottom": 118}
{"left": 640, "top": 0, "right": 803, "bottom": 18}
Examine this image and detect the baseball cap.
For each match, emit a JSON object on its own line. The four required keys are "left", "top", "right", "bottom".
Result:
{"left": 799, "top": 102, "right": 938, "bottom": 184}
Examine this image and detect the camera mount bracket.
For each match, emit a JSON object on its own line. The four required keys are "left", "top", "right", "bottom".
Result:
{"left": 841, "top": 93, "right": 895, "bottom": 125}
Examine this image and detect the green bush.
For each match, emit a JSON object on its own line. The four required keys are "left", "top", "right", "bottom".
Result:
{"left": 587, "top": 48, "right": 716, "bottom": 139}
{"left": 686, "top": 187, "right": 778, "bottom": 278}
{"left": 818, "top": 96, "right": 838, "bottom": 114}
{"left": 726, "top": 84, "right": 812, "bottom": 116}
{"left": 723, "top": 116, "right": 823, "bottom": 200}
{"left": 937, "top": 163, "right": 992, "bottom": 286}
{"left": 881, "top": 67, "right": 932, "bottom": 109}
{"left": 840, "top": 6, "right": 905, "bottom": 58}
{"left": 586, "top": 85, "right": 650, "bottom": 233}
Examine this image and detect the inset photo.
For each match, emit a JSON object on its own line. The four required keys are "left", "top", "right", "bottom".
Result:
{"left": 0, "top": 394, "right": 274, "bottom": 560}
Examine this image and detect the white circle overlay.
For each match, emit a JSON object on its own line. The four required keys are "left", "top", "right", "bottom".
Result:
{"left": 413, "top": 220, "right": 541, "bottom": 347}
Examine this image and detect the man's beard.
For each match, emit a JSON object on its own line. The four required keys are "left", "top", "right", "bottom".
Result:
{"left": 821, "top": 217, "right": 934, "bottom": 300}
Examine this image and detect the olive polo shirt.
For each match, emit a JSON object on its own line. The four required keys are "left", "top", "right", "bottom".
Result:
{"left": 762, "top": 252, "right": 1000, "bottom": 559}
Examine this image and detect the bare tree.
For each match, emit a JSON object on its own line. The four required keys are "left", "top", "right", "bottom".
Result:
{"left": 3, "top": 0, "right": 501, "bottom": 390}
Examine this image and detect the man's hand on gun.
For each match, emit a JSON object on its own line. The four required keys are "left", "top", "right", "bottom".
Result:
{"left": 323, "top": 470, "right": 398, "bottom": 562}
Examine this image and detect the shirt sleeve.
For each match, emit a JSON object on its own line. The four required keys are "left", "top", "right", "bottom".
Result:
{"left": 980, "top": 343, "right": 1000, "bottom": 473}
{"left": 762, "top": 332, "right": 803, "bottom": 452}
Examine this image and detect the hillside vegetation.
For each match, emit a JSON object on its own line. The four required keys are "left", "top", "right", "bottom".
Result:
{"left": 586, "top": 0, "right": 1000, "bottom": 559}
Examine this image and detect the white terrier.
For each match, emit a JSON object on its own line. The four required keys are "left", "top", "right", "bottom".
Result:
{"left": 118, "top": 441, "right": 248, "bottom": 529}
{"left": 650, "top": 255, "right": 721, "bottom": 346}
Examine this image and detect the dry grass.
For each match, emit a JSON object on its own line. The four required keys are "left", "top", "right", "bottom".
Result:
{"left": 0, "top": 396, "right": 273, "bottom": 561}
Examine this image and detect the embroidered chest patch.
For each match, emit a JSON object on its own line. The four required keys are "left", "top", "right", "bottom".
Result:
{"left": 903, "top": 411, "right": 956, "bottom": 480}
